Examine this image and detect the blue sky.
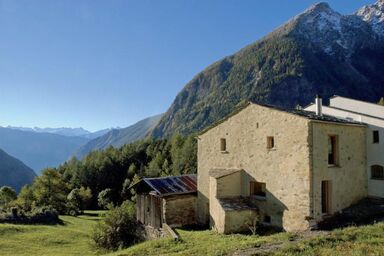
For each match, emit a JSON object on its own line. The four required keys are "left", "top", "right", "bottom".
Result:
{"left": 0, "top": 0, "right": 374, "bottom": 131}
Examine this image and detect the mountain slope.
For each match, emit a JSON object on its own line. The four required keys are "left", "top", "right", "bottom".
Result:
{"left": 75, "top": 114, "right": 163, "bottom": 159}
{"left": 0, "top": 127, "right": 89, "bottom": 174}
{"left": 0, "top": 149, "right": 36, "bottom": 191}
{"left": 151, "top": 1, "right": 384, "bottom": 138}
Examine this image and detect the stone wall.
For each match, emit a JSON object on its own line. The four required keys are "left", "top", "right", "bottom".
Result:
{"left": 216, "top": 171, "right": 242, "bottom": 198}
{"left": 224, "top": 210, "right": 258, "bottom": 234}
{"left": 209, "top": 176, "right": 226, "bottom": 233}
{"left": 163, "top": 194, "right": 196, "bottom": 227}
{"left": 198, "top": 103, "right": 312, "bottom": 231}
{"left": 311, "top": 122, "right": 367, "bottom": 221}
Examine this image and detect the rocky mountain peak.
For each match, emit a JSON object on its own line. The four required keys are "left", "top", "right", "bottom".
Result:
{"left": 287, "top": 2, "right": 373, "bottom": 57}
{"left": 302, "top": 2, "right": 342, "bottom": 31}
{"left": 305, "top": 2, "right": 333, "bottom": 13}
{"left": 356, "top": 0, "right": 384, "bottom": 37}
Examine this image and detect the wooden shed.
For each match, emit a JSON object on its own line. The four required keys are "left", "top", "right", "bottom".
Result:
{"left": 134, "top": 174, "right": 197, "bottom": 229}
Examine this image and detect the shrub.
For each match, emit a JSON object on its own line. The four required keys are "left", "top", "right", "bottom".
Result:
{"left": 98, "top": 189, "right": 114, "bottom": 209}
{"left": 0, "top": 205, "right": 61, "bottom": 225}
{"left": 246, "top": 214, "right": 260, "bottom": 236}
{"left": 0, "top": 186, "right": 17, "bottom": 209}
{"left": 92, "top": 201, "right": 142, "bottom": 250}
{"left": 67, "top": 187, "right": 93, "bottom": 216}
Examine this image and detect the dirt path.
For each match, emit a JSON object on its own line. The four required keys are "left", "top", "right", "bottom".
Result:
{"left": 232, "top": 230, "right": 330, "bottom": 256}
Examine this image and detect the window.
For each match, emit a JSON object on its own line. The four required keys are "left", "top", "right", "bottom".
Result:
{"left": 373, "top": 131, "right": 380, "bottom": 144}
{"left": 328, "top": 135, "right": 339, "bottom": 166}
{"left": 250, "top": 181, "right": 266, "bottom": 198}
{"left": 267, "top": 136, "right": 275, "bottom": 149}
{"left": 263, "top": 215, "right": 271, "bottom": 224}
{"left": 371, "top": 165, "right": 384, "bottom": 180}
{"left": 220, "top": 138, "right": 227, "bottom": 152}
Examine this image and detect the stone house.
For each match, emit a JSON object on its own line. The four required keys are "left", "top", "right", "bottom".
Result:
{"left": 305, "top": 96, "right": 384, "bottom": 198}
{"left": 135, "top": 174, "right": 197, "bottom": 229}
{"left": 197, "top": 101, "right": 368, "bottom": 233}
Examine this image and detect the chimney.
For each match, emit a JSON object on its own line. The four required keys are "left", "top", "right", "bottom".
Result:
{"left": 315, "top": 95, "right": 323, "bottom": 116}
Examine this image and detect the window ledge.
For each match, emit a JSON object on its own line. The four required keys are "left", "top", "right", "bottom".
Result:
{"left": 251, "top": 195, "right": 267, "bottom": 201}
{"left": 328, "top": 164, "right": 341, "bottom": 168}
{"left": 267, "top": 148, "right": 276, "bottom": 151}
{"left": 220, "top": 151, "right": 229, "bottom": 154}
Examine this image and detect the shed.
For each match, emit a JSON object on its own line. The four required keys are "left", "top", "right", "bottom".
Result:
{"left": 134, "top": 174, "right": 197, "bottom": 229}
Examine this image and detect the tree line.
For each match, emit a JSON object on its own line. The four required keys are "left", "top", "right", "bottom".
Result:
{"left": 0, "top": 134, "right": 197, "bottom": 217}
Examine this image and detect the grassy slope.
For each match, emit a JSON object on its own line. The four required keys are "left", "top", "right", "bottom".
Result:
{"left": 109, "top": 229, "right": 291, "bottom": 256}
{"left": 0, "top": 211, "right": 383, "bottom": 256}
{"left": 113, "top": 223, "right": 384, "bottom": 256}
{"left": 274, "top": 222, "right": 384, "bottom": 256}
{"left": 0, "top": 211, "right": 105, "bottom": 256}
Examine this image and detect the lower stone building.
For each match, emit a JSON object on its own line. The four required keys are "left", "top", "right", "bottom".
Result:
{"left": 197, "top": 101, "right": 368, "bottom": 233}
{"left": 135, "top": 174, "right": 197, "bottom": 229}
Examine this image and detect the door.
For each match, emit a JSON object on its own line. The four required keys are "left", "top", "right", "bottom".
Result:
{"left": 321, "top": 180, "right": 332, "bottom": 214}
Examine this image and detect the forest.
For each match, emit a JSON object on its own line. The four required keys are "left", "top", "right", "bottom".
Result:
{"left": 0, "top": 134, "right": 197, "bottom": 219}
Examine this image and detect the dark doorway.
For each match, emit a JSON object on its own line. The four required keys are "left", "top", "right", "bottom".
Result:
{"left": 322, "top": 180, "right": 332, "bottom": 214}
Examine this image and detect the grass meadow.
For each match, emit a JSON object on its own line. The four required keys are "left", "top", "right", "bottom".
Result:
{"left": 0, "top": 210, "right": 383, "bottom": 256}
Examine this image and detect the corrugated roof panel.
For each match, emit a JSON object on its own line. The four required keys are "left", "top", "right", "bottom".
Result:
{"left": 143, "top": 174, "right": 197, "bottom": 196}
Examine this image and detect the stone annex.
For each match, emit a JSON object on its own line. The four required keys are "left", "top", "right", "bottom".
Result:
{"left": 135, "top": 95, "right": 384, "bottom": 234}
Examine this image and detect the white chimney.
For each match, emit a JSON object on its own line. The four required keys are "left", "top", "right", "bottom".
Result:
{"left": 315, "top": 95, "right": 323, "bottom": 116}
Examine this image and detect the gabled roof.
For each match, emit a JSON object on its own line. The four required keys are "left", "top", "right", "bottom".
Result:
{"left": 135, "top": 174, "right": 197, "bottom": 197}
{"left": 199, "top": 101, "right": 365, "bottom": 136}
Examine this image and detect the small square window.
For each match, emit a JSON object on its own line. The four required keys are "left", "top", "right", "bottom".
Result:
{"left": 267, "top": 136, "right": 274, "bottom": 149}
{"left": 264, "top": 215, "right": 271, "bottom": 223}
{"left": 373, "top": 131, "right": 380, "bottom": 144}
{"left": 250, "top": 181, "right": 266, "bottom": 198}
{"left": 220, "top": 138, "right": 227, "bottom": 152}
{"left": 371, "top": 165, "right": 384, "bottom": 180}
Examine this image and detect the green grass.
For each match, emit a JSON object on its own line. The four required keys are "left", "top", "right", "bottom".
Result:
{"left": 273, "top": 222, "right": 384, "bottom": 256}
{"left": 0, "top": 211, "right": 106, "bottom": 256}
{"left": 112, "top": 223, "right": 384, "bottom": 256}
{"left": 109, "top": 229, "right": 291, "bottom": 256}
{"left": 0, "top": 211, "right": 383, "bottom": 256}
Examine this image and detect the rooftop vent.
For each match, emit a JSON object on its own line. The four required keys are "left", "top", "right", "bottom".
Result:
{"left": 315, "top": 95, "right": 323, "bottom": 116}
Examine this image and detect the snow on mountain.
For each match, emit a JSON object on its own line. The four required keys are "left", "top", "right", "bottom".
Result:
{"left": 356, "top": 0, "right": 384, "bottom": 37}
{"left": 281, "top": 2, "right": 378, "bottom": 57}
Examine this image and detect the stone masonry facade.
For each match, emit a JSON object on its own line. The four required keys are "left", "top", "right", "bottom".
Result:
{"left": 197, "top": 103, "right": 367, "bottom": 232}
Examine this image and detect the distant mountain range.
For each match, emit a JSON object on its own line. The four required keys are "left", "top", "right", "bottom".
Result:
{"left": 151, "top": 1, "right": 384, "bottom": 137}
{"left": 5, "top": 126, "right": 112, "bottom": 139}
{"left": 0, "top": 115, "right": 162, "bottom": 174}
{"left": 0, "top": 148, "right": 36, "bottom": 191}
{"left": 75, "top": 114, "right": 163, "bottom": 159}
{"left": 0, "top": 127, "right": 89, "bottom": 174}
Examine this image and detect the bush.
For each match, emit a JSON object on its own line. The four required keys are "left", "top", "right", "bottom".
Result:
{"left": 66, "top": 187, "right": 92, "bottom": 216}
{"left": 98, "top": 189, "right": 114, "bottom": 209}
{"left": 0, "top": 205, "right": 61, "bottom": 225}
{"left": 92, "top": 201, "right": 142, "bottom": 250}
{"left": 0, "top": 186, "right": 17, "bottom": 209}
